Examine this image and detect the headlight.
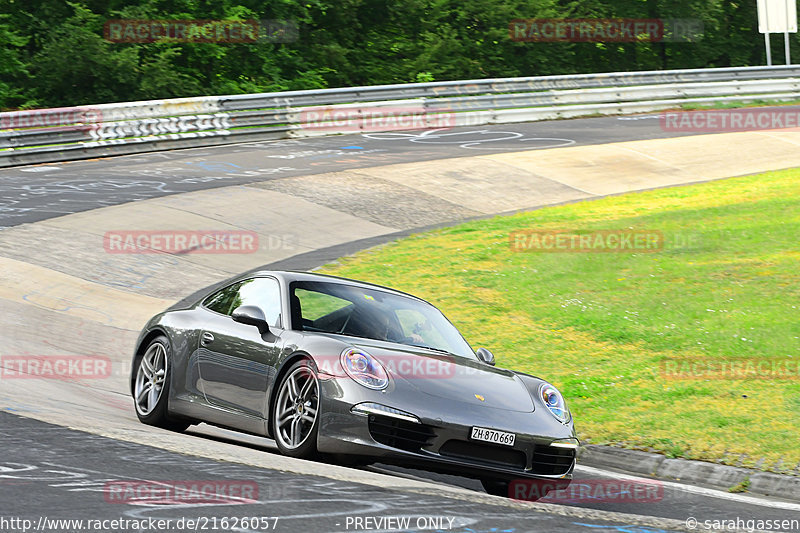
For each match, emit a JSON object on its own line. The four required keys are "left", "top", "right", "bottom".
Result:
{"left": 340, "top": 347, "right": 389, "bottom": 390}
{"left": 539, "top": 383, "right": 569, "bottom": 423}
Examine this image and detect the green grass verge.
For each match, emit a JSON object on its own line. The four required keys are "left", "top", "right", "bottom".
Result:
{"left": 319, "top": 168, "right": 800, "bottom": 472}
{"left": 678, "top": 97, "right": 800, "bottom": 110}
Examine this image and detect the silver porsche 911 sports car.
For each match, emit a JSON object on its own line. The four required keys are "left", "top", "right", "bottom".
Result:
{"left": 130, "top": 270, "right": 577, "bottom": 497}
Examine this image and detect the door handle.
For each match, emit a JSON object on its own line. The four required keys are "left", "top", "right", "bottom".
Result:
{"left": 201, "top": 332, "right": 215, "bottom": 346}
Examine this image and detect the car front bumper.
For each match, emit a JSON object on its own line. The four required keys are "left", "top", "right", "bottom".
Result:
{"left": 316, "top": 377, "right": 577, "bottom": 483}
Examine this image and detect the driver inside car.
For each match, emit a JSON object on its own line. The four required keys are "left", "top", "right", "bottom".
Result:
{"left": 373, "top": 310, "right": 424, "bottom": 345}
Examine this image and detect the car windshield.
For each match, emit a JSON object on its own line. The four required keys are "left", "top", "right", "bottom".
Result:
{"left": 291, "top": 280, "right": 476, "bottom": 359}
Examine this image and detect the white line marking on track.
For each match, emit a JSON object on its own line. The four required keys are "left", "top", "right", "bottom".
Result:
{"left": 576, "top": 465, "right": 800, "bottom": 512}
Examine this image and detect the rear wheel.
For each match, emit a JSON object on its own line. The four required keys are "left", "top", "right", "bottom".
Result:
{"left": 133, "top": 336, "right": 189, "bottom": 432}
{"left": 272, "top": 360, "right": 320, "bottom": 459}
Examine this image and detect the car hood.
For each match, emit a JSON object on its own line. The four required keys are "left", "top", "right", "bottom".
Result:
{"left": 352, "top": 341, "right": 535, "bottom": 413}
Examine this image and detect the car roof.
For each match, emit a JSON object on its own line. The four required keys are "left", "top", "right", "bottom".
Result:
{"left": 167, "top": 269, "right": 430, "bottom": 312}
{"left": 254, "top": 270, "right": 426, "bottom": 302}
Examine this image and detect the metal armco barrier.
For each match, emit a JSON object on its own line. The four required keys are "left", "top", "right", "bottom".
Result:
{"left": 2, "top": 65, "right": 800, "bottom": 167}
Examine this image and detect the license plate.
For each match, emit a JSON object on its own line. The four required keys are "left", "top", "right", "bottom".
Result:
{"left": 470, "top": 426, "right": 515, "bottom": 447}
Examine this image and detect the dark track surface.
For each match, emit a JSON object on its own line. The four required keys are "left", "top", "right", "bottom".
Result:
{"left": 0, "top": 412, "right": 669, "bottom": 533}
{"left": 3, "top": 412, "right": 799, "bottom": 533}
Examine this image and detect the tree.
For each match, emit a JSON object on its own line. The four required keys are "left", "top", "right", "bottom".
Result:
{"left": 0, "top": 0, "right": 793, "bottom": 108}
{"left": 0, "top": 15, "right": 32, "bottom": 109}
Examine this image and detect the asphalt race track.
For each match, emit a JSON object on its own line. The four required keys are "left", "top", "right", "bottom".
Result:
{"left": 3, "top": 112, "right": 800, "bottom": 532}
{"left": 0, "top": 113, "right": 707, "bottom": 228}
{"left": 3, "top": 412, "right": 800, "bottom": 533}
{"left": 0, "top": 412, "right": 678, "bottom": 533}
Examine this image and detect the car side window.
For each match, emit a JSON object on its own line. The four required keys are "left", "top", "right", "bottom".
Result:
{"left": 203, "top": 277, "right": 283, "bottom": 328}
{"left": 236, "top": 277, "right": 282, "bottom": 328}
{"left": 203, "top": 282, "right": 243, "bottom": 315}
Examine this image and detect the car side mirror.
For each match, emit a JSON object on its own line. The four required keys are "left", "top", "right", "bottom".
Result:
{"left": 232, "top": 305, "right": 270, "bottom": 334}
{"left": 476, "top": 347, "right": 495, "bottom": 366}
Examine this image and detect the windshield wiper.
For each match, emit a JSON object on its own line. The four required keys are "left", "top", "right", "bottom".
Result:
{"left": 408, "top": 344, "right": 455, "bottom": 356}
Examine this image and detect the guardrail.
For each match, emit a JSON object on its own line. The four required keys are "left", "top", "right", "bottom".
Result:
{"left": 2, "top": 65, "right": 800, "bottom": 167}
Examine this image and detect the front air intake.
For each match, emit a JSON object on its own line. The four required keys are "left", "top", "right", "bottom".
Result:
{"left": 531, "top": 444, "right": 575, "bottom": 475}
{"left": 368, "top": 414, "right": 436, "bottom": 452}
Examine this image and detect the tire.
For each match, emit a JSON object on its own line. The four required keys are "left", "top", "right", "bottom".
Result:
{"left": 133, "top": 335, "right": 189, "bottom": 432}
{"left": 484, "top": 478, "right": 559, "bottom": 501}
{"left": 272, "top": 359, "right": 321, "bottom": 459}
{"left": 481, "top": 478, "right": 513, "bottom": 498}
{"left": 331, "top": 454, "right": 373, "bottom": 468}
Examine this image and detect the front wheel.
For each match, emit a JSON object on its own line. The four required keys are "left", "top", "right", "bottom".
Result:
{"left": 133, "top": 336, "right": 189, "bottom": 432}
{"left": 481, "top": 478, "right": 512, "bottom": 498}
{"left": 484, "top": 478, "right": 561, "bottom": 501}
{"left": 272, "top": 359, "right": 321, "bottom": 459}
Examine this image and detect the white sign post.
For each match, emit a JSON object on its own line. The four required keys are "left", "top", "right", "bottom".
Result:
{"left": 757, "top": 0, "right": 798, "bottom": 65}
